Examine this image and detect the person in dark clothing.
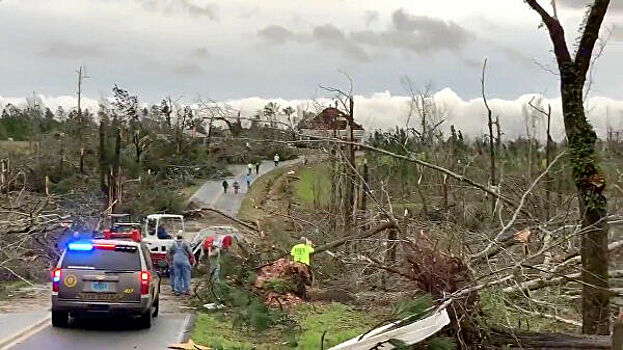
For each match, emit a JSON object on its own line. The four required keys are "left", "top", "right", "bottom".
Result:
{"left": 222, "top": 180, "right": 229, "bottom": 193}
{"left": 157, "top": 226, "right": 172, "bottom": 239}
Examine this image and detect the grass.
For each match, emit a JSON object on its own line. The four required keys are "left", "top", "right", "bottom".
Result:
{"left": 294, "top": 163, "right": 330, "bottom": 208}
{"left": 191, "top": 302, "right": 379, "bottom": 350}
{"left": 238, "top": 165, "right": 290, "bottom": 222}
{"left": 295, "top": 303, "right": 378, "bottom": 349}
{"left": 191, "top": 312, "right": 281, "bottom": 350}
{"left": 0, "top": 140, "right": 32, "bottom": 156}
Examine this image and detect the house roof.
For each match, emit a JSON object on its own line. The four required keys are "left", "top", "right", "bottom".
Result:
{"left": 301, "top": 107, "right": 364, "bottom": 130}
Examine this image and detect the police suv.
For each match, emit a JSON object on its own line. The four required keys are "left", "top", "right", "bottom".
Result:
{"left": 51, "top": 235, "right": 161, "bottom": 328}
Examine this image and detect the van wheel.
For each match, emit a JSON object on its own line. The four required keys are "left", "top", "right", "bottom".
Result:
{"left": 138, "top": 308, "right": 152, "bottom": 329}
{"left": 152, "top": 297, "right": 159, "bottom": 318}
{"left": 51, "top": 311, "right": 69, "bottom": 328}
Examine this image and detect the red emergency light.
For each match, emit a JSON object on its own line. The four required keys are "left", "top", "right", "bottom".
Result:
{"left": 102, "top": 229, "right": 142, "bottom": 242}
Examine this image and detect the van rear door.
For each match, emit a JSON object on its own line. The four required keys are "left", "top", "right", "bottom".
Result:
{"left": 58, "top": 245, "right": 142, "bottom": 302}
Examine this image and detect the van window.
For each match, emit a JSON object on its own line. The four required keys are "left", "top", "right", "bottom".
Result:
{"left": 141, "top": 245, "right": 153, "bottom": 270}
{"left": 62, "top": 249, "right": 141, "bottom": 271}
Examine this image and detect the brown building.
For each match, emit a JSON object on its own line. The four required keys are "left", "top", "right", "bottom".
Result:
{"left": 299, "top": 107, "right": 365, "bottom": 143}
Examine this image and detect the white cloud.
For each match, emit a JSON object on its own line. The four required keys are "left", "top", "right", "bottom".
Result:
{"left": 4, "top": 89, "right": 623, "bottom": 142}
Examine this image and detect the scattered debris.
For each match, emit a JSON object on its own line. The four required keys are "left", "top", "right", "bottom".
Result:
{"left": 254, "top": 258, "right": 312, "bottom": 306}
{"left": 202, "top": 303, "right": 225, "bottom": 311}
{"left": 168, "top": 338, "right": 210, "bottom": 350}
{"left": 329, "top": 309, "right": 450, "bottom": 350}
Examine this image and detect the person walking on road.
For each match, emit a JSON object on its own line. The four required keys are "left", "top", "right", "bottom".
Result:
{"left": 167, "top": 233, "right": 195, "bottom": 296}
{"left": 247, "top": 163, "right": 253, "bottom": 175}
{"left": 255, "top": 162, "right": 260, "bottom": 174}
{"left": 245, "top": 173, "right": 253, "bottom": 189}
{"left": 274, "top": 153, "right": 280, "bottom": 167}
{"left": 233, "top": 181, "right": 240, "bottom": 194}
{"left": 222, "top": 180, "right": 229, "bottom": 194}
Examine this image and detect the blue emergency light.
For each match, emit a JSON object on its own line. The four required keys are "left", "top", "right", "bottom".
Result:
{"left": 68, "top": 242, "right": 94, "bottom": 251}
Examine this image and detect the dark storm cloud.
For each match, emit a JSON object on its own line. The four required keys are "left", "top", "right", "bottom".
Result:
{"left": 257, "top": 25, "right": 295, "bottom": 44}
{"left": 351, "top": 9, "right": 473, "bottom": 54}
{"left": 137, "top": 0, "right": 218, "bottom": 20}
{"left": 312, "top": 24, "right": 371, "bottom": 61}
{"left": 40, "top": 42, "right": 104, "bottom": 60}
{"left": 169, "top": 61, "right": 205, "bottom": 76}
{"left": 558, "top": 0, "right": 623, "bottom": 11}
{"left": 192, "top": 47, "right": 210, "bottom": 58}
{"left": 181, "top": 0, "right": 218, "bottom": 20}
{"left": 255, "top": 9, "right": 472, "bottom": 62}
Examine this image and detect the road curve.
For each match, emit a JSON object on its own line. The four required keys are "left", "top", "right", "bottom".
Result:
{"left": 188, "top": 158, "right": 301, "bottom": 215}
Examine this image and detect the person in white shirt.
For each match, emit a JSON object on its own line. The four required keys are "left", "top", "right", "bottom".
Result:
{"left": 273, "top": 153, "right": 280, "bottom": 166}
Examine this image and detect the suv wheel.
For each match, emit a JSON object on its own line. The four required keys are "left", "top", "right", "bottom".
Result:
{"left": 51, "top": 311, "right": 69, "bottom": 328}
{"left": 152, "top": 297, "right": 160, "bottom": 318}
{"left": 138, "top": 308, "right": 152, "bottom": 329}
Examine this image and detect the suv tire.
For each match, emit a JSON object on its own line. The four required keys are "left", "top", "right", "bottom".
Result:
{"left": 51, "top": 311, "right": 69, "bottom": 328}
{"left": 152, "top": 297, "right": 160, "bottom": 318}
{"left": 138, "top": 308, "right": 152, "bottom": 329}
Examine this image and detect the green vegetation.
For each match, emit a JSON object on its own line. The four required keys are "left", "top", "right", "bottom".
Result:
{"left": 192, "top": 312, "right": 275, "bottom": 350}
{"left": 238, "top": 165, "right": 290, "bottom": 222}
{"left": 295, "top": 163, "right": 330, "bottom": 207}
{"left": 479, "top": 289, "right": 578, "bottom": 333}
{"left": 428, "top": 336, "right": 457, "bottom": 350}
{"left": 192, "top": 303, "right": 378, "bottom": 350}
{"left": 0, "top": 140, "right": 32, "bottom": 156}
{"left": 295, "top": 303, "right": 378, "bottom": 349}
{"left": 0, "top": 280, "right": 29, "bottom": 299}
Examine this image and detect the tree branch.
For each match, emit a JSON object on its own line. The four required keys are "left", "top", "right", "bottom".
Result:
{"left": 525, "top": 0, "right": 572, "bottom": 66}
{"left": 575, "top": 0, "right": 611, "bottom": 79}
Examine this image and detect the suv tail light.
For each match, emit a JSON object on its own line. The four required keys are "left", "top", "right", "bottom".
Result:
{"left": 52, "top": 268, "right": 62, "bottom": 292}
{"left": 139, "top": 271, "right": 150, "bottom": 295}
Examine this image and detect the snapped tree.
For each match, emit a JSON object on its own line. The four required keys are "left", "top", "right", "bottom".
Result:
{"left": 524, "top": 0, "right": 611, "bottom": 334}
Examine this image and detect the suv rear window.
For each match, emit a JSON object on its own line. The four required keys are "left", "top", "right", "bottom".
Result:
{"left": 61, "top": 249, "right": 141, "bottom": 271}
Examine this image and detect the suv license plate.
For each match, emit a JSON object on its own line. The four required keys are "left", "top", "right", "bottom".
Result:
{"left": 91, "top": 281, "right": 110, "bottom": 292}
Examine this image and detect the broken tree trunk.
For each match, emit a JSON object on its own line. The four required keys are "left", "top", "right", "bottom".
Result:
{"left": 488, "top": 329, "right": 611, "bottom": 349}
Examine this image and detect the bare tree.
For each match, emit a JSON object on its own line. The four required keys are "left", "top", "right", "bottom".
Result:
{"left": 524, "top": 0, "right": 612, "bottom": 334}
{"left": 482, "top": 59, "right": 497, "bottom": 212}
{"left": 319, "top": 75, "right": 357, "bottom": 237}
{"left": 76, "top": 66, "right": 89, "bottom": 173}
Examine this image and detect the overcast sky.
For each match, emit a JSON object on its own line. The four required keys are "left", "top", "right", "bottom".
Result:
{"left": 1, "top": 0, "right": 622, "bottom": 138}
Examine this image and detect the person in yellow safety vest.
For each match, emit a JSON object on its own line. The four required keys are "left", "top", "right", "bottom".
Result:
{"left": 290, "top": 237, "right": 314, "bottom": 266}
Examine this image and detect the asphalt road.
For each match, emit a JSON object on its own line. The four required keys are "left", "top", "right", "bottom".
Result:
{"left": 3, "top": 159, "right": 300, "bottom": 349}
{"left": 11, "top": 314, "right": 191, "bottom": 350}
{"left": 188, "top": 158, "right": 300, "bottom": 215}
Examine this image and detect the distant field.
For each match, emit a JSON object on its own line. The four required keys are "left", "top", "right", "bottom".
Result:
{"left": 0, "top": 140, "right": 32, "bottom": 155}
